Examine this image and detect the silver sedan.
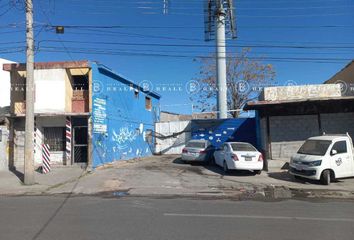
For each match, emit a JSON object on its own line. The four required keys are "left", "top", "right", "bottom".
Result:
{"left": 181, "top": 140, "right": 213, "bottom": 163}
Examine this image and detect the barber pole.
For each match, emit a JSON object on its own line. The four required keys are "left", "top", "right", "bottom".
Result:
{"left": 42, "top": 144, "right": 51, "bottom": 174}
{"left": 66, "top": 117, "right": 72, "bottom": 164}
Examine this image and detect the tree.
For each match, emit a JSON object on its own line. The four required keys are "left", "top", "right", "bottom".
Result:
{"left": 190, "top": 48, "right": 275, "bottom": 118}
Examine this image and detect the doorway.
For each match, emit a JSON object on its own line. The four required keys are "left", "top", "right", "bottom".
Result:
{"left": 72, "top": 117, "right": 88, "bottom": 164}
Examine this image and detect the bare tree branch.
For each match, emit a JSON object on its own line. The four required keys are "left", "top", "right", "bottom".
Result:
{"left": 190, "top": 48, "right": 276, "bottom": 118}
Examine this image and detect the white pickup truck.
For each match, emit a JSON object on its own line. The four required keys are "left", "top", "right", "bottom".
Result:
{"left": 289, "top": 134, "right": 354, "bottom": 185}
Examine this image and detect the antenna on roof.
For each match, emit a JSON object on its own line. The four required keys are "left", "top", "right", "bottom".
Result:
{"left": 204, "top": 0, "right": 237, "bottom": 119}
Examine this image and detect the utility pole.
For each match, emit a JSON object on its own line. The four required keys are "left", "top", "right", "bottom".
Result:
{"left": 204, "top": 0, "right": 236, "bottom": 119}
{"left": 215, "top": 2, "right": 227, "bottom": 119}
{"left": 24, "top": 0, "right": 35, "bottom": 185}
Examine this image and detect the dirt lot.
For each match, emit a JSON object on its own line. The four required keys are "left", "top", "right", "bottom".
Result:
{"left": 4, "top": 155, "right": 354, "bottom": 199}
{"left": 76, "top": 154, "right": 354, "bottom": 200}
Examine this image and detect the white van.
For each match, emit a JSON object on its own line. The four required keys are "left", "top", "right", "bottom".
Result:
{"left": 289, "top": 134, "right": 354, "bottom": 185}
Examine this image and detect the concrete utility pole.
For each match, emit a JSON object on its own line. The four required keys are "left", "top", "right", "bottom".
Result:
{"left": 215, "top": 2, "right": 228, "bottom": 119}
{"left": 24, "top": 0, "right": 35, "bottom": 185}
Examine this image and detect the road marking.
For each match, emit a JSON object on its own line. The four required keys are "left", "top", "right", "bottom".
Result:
{"left": 164, "top": 213, "right": 354, "bottom": 222}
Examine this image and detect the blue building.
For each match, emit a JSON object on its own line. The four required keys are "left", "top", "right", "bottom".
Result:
{"left": 91, "top": 63, "right": 161, "bottom": 168}
{"left": 3, "top": 60, "right": 160, "bottom": 170}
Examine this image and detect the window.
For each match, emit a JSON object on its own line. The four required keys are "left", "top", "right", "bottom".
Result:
{"left": 223, "top": 144, "right": 229, "bottom": 151}
{"left": 134, "top": 89, "right": 139, "bottom": 99}
{"left": 44, "top": 127, "right": 66, "bottom": 151}
{"left": 231, "top": 143, "right": 257, "bottom": 152}
{"left": 297, "top": 140, "right": 332, "bottom": 156}
{"left": 331, "top": 141, "right": 347, "bottom": 155}
{"left": 145, "top": 97, "right": 152, "bottom": 111}
{"left": 72, "top": 75, "right": 88, "bottom": 90}
{"left": 186, "top": 141, "right": 206, "bottom": 148}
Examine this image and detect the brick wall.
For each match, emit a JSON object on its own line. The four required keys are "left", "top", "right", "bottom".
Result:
{"left": 321, "top": 112, "right": 354, "bottom": 137}
{"left": 262, "top": 113, "right": 354, "bottom": 160}
{"left": 269, "top": 115, "right": 319, "bottom": 159}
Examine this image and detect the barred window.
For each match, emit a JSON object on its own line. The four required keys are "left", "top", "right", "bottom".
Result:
{"left": 44, "top": 127, "right": 66, "bottom": 151}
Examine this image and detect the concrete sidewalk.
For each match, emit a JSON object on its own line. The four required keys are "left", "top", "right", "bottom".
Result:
{"left": 0, "top": 166, "right": 86, "bottom": 195}
{"left": 1, "top": 155, "right": 354, "bottom": 200}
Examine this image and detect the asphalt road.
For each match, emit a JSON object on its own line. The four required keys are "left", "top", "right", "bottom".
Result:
{"left": 0, "top": 195, "right": 354, "bottom": 240}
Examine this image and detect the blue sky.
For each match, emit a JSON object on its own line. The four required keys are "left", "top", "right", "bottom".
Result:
{"left": 1, "top": 0, "right": 353, "bottom": 114}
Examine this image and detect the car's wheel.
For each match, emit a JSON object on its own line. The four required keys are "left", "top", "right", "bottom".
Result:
{"left": 320, "top": 170, "right": 331, "bottom": 185}
{"left": 223, "top": 161, "right": 229, "bottom": 173}
{"left": 254, "top": 170, "right": 261, "bottom": 175}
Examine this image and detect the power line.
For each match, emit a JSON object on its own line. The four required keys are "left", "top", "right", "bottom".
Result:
{"left": 37, "top": 39, "right": 354, "bottom": 49}
{"left": 38, "top": 47, "right": 352, "bottom": 63}
{"left": 39, "top": 23, "right": 354, "bottom": 30}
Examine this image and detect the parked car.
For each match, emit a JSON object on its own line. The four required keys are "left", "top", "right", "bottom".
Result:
{"left": 181, "top": 139, "right": 214, "bottom": 163}
{"left": 213, "top": 142, "right": 263, "bottom": 174}
{"left": 289, "top": 134, "right": 354, "bottom": 185}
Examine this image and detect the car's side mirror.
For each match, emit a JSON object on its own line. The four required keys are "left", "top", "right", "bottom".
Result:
{"left": 331, "top": 149, "right": 338, "bottom": 156}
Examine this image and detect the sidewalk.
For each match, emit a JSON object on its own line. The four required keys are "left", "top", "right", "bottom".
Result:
{"left": 0, "top": 166, "right": 86, "bottom": 195}
{"left": 1, "top": 155, "right": 354, "bottom": 200}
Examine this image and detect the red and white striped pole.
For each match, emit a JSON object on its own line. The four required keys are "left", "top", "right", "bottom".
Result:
{"left": 42, "top": 144, "right": 51, "bottom": 174}
{"left": 66, "top": 117, "right": 72, "bottom": 165}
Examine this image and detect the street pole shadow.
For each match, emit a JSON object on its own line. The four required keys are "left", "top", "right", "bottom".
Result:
{"left": 31, "top": 169, "right": 87, "bottom": 240}
{"left": 9, "top": 167, "right": 24, "bottom": 182}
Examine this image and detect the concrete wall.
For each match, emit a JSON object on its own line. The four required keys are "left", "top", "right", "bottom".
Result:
{"left": 11, "top": 116, "right": 67, "bottom": 168}
{"left": 263, "top": 113, "right": 354, "bottom": 160}
{"left": 34, "top": 69, "right": 66, "bottom": 113}
{"left": 155, "top": 121, "right": 191, "bottom": 154}
{"left": 321, "top": 112, "right": 354, "bottom": 137}
{"left": 13, "top": 118, "right": 25, "bottom": 168}
{"left": 0, "top": 125, "right": 9, "bottom": 171}
{"left": 261, "top": 84, "right": 341, "bottom": 101}
{"left": 34, "top": 116, "right": 66, "bottom": 165}
{"left": 9, "top": 67, "right": 91, "bottom": 114}
{"left": 160, "top": 112, "right": 191, "bottom": 122}
{"left": 268, "top": 115, "right": 319, "bottom": 159}
{"left": 91, "top": 63, "right": 160, "bottom": 167}
{"left": 0, "top": 58, "right": 15, "bottom": 107}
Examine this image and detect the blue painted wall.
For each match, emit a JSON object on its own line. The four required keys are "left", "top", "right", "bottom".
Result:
{"left": 91, "top": 63, "right": 160, "bottom": 168}
{"left": 191, "top": 118, "right": 259, "bottom": 149}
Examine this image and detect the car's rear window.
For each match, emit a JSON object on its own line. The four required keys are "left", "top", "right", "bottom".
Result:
{"left": 186, "top": 141, "right": 206, "bottom": 148}
{"left": 231, "top": 143, "right": 257, "bottom": 152}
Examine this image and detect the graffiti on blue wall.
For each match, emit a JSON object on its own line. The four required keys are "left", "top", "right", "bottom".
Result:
{"left": 91, "top": 63, "right": 160, "bottom": 167}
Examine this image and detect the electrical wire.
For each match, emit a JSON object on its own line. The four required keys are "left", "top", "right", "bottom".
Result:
{"left": 37, "top": 39, "right": 354, "bottom": 49}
